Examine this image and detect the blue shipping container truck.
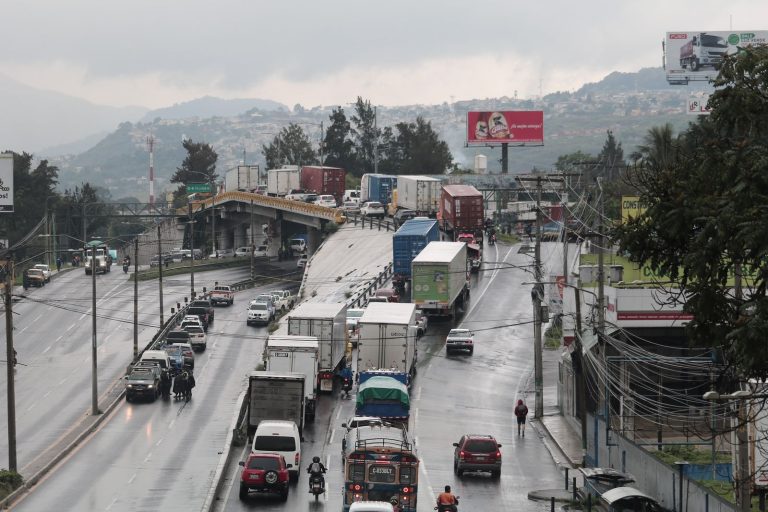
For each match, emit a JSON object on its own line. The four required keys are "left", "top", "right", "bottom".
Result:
{"left": 361, "top": 173, "right": 397, "bottom": 205}
{"left": 392, "top": 219, "right": 440, "bottom": 280}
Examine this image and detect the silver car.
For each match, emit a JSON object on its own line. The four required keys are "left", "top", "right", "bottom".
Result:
{"left": 446, "top": 328, "right": 474, "bottom": 355}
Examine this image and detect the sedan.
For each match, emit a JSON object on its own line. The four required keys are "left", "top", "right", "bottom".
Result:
{"left": 234, "top": 247, "right": 252, "bottom": 257}
{"left": 339, "top": 201, "right": 361, "bottom": 214}
{"left": 169, "top": 342, "right": 195, "bottom": 368}
{"left": 209, "top": 248, "right": 235, "bottom": 258}
{"left": 315, "top": 195, "right": 337, "bottom": 208}
{"left": 253, "top": 245, "right": 268, "bottom": 258}
{"left": 297, "top": 254, "right": 308, "bottom": 268}
{"left": 446, "top": 328, "right": 474, "bottom": 355}
{"left": 360, "top": 201, "right": 385, "bottom": 218}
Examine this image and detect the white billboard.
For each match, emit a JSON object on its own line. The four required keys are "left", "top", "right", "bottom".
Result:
{"left": 687, "top": 92, "right": 712, "bottom": 115}
{"left": 665, "top": 31, "right": 768, "bottom": 84}
{"left": 0, "top": 154, "right": 12, "bottom": 213}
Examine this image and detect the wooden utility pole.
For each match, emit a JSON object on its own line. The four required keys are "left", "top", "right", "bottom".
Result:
{"left": 4, "top": 258, "right": 16, "bottom": 471}
{"left": 133, "top": 238, "right": 139, "bottom": 360}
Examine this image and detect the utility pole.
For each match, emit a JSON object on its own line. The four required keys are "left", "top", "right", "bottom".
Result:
{"left": 533, "top": 176, "right": 543, "bottom": 418}
{"left": 572, "top": 284, "right": 588, "bottom": 461}
{"left": 133, "top": 238, "right": 138, "bottom": 360}
{"left": 250, "top": 199, "right": 255, "bottom": 283}
{"left": 189, "top": 197, "right": 195, "bottom": 298}
{"left": 596, "top": 177, "right": 605, "bottom": 335}
{"left": 157, "top": 224, "right": 164, "bottom": 326}
{"left": 319, "top": 121, "right": 324, "bottom": 165}
{"left": 373, "top": 106, "right": 378, "bottom": 174}
{"left": 147, "top": 135, "right": 155, "bottom": 208}
{"left": 90, "top": 244, "right": 99, "bottom": 415}
{"left": 211, "top": 177, "right": 217, "bottom": 257}
{"left": 4, "top": 257, "right": 16, "bottom": 471}
{"left": 734, "top": 262, "right": 750, "bottom": 512}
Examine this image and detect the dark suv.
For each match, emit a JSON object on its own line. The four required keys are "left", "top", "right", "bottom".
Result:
{"left": 186, "top": 306, "right": 210, "bottom": 330}
{"left": 453, "top": 434, "right": 502, "bottom": 478}
{"left": 125, "top": 365, "right": 162, "bottom": 402}
{"left": 238, "top": 453, "right": 291, "bottom": 501}
{"left": 393, "top": 209, "right": 417, "bottom": 228}
{"left": 190, "top": 299, "right": 215, "bottom": 323}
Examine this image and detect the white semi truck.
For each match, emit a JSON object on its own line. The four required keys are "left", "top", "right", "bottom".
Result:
{"left": 265, "top": 335, "right": 319, "bottom": 422}
{"left": 357, "top": 302, "right": 418, "bottom": 383}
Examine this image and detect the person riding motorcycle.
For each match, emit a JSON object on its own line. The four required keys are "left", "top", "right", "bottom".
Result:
{"left": 340, "top": 366, "right": 353, "bottom": 398}
{"left": 436, "top": 485, "right": 459, "bottom": 512}
{"left": 306, "top": 456, "right": 327, "bottom": 491}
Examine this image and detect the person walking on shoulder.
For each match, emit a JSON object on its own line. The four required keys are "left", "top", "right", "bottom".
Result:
{"left": 514, "top": 399, "right": 529, "bottom": 436}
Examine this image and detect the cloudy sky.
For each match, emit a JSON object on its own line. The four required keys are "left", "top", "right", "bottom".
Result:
{"left": 2, "top": 1, "right": 766, "bottom": 109}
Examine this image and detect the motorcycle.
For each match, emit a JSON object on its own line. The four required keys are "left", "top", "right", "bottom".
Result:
{"left": 309, "top": 474, "right": 325, "bottom": 500}
{"left": 489, "top": 234, "right": 496, "bottom": 246}
{"left": 122, "top": 261, "right": 130, "bottom": 273}
{"left": 342, "top": 378, "right": 353, "bottom": 399}
{"left": 435, "top": 496, "right": 459, "bottom": 512}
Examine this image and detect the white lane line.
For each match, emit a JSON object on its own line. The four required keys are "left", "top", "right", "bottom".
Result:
{"left": 67, "top": 323, "right": 77, "bottom": 332}
{"left": 55, "top": 335, "right": 64, "bottom": 342}
{"left": 57, "top": 378, "right": 68, "bottom": 385}
{"left": 143, "top": 452, "right": 152, "bottom": 463}
{"left": 127, "top": 473, "right": 136, "bottom": 484}
{"left": 42, "top": 345, "right": 51, "bottom": 354}
{"left": 78, "top": 314, "right": 87, "bottom": 321}
{"left": 168, "top": 419, "right": 176, "bottom": 429}
{"left": 329, "top": 429, "right": 336, "bottom": 445}
{"left": 415, "top": 386, "right": 422, "bottom": 401}
{"left": 420, "top": 455, "right": 435, "bottom": 503}
{"left": 32, "top": 313, "right": 42, "bottom": 323}
{"left": 26, "top": 402, "right": 36, "bottom": 412}
{"left": 156, "top": 439, "right": 163, "bottom": 446}
{"left": 105, "top": 497, "right": 118, "bottom": 511}
{"left": 43, "top": 391, "right": 51, "bottom": 398}
{"left": 325, "top": 455, "right": 331, "bottom": 472}
{"left": 18, "top": 326, "right": 29, "bottom": 335}
{"left": 334, "top": 406, "right": 342, "bottom": 421}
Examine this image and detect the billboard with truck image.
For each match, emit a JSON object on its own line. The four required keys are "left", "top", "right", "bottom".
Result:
{"left": 665, "top": 31, "right": 768, "bottom": 84}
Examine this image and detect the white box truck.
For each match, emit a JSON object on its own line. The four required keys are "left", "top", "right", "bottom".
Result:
{"left": 286, "top": 302, "right": 347, "bottom": 393}
{"left": 267, "top": 166, "right": 301, "bottom": 197}
{"left": 247, "top": 371, "right": 305, "bottom": 436}
{"left": 357, "top": 302, "right": 418, "bottom": 382}
{"left": 225, "top": 165, "right": 260, "bottom": 192}
{"left": 396, "top": 175, "right": 441, "bottom": 216}
{"left": 411, "top": 241, "right": 469, "bottom": 319}
{"left": 265, "top": 335, "right": 319, "bottom": 422}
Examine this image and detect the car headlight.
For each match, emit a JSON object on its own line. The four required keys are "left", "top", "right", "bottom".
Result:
{"left": 127, "top": 384, "right": 134, "bottom": 388}
{"left": 147, "top": 384, "right": 154, "bottom": 388}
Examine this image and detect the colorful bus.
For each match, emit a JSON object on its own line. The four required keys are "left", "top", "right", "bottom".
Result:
{"left": 343, "top": 424, "right": 418, "bottom": 511}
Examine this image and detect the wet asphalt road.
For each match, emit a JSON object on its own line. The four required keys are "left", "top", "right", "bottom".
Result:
{"left": 216, "top": 242, "right": 565, "bottom": 512}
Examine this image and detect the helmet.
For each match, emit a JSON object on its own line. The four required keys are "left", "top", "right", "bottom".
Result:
{"left": 313, "top": 456, "right": 320, "bottom": 463}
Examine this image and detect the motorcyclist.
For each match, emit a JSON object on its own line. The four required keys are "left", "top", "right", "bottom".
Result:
{"left": 340, "top": 367, "right": 353, "bottom": 398}
{"left": 306, "top": 456, "right": 327, "bottom": 491}
{"left": 436, "top": 485, "right": 458, "bottom": 512}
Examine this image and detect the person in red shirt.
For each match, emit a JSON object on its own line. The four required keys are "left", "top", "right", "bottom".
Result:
{"left": 515, "top": 399, "right": 529, "bottom": 436}
{"left": 436, "top": 485, "right": 458, "bottom": 512}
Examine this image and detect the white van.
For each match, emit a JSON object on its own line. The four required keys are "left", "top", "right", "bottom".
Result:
{"left": 140, "top": 350, "right": 171, "bottom": 371}
{"left": 251, "top": 420, "right": 301, "bottom": 481}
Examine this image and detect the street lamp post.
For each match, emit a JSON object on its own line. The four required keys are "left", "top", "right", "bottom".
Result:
{"left": 89, "top": 242, "right": 98, "bottom": 415}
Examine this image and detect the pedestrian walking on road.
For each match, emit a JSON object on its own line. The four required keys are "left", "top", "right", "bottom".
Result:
{"left": 160, "top": 369, "right": 171, "bottom": 399}
{"left": 173, "top": 372, "right": 185, "bottom": 399}
{"left": 56, "top": 256, "right": 62, "bottom": 272}
{"left": 184, "top": 370, "right": 195, "bottom": 401}
{"left": 514, "top": 399, "right": 529, "bottom": 436}
{"left": 22, "top": 270, "right": 29, "bottom": 291}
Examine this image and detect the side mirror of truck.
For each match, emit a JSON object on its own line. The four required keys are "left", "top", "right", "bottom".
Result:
{"left": 238, "top": 461, "right": 245, "bottom": 467}
{"left": 452, "top": 442, "right": 459, "bottom": 447}
{"left": 286, "top": 464, "right": 293, "bottom": 469}
{"left": 341, "top": 423, "right": 348, "bottom": 428}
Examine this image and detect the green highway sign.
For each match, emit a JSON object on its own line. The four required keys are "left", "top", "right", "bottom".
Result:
{"left": 187, "top": 183, "right": 211, "bottom": 193}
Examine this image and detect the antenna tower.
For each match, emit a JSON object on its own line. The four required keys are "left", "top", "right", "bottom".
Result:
{"left": 147, "top": 135, "right": 155, "bottom": 207}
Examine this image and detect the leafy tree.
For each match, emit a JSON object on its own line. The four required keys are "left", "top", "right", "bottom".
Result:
{"left": 613, "top": 47, "right": 768, "bottom": 379}
{"left": 262, "top": 124, "right": 316, "bottom": 170}
{"left": 322, "top": 107, "right": 357, "bottom": 173}
{"left": 1, "top": 152, "right": 60, "bottom": 243}
{"left": 171, "top": 139, "right": 218, "bottom": 203}
{"left": 381, "top": 117, "right": 453, "bottom": 175}
{"left": 350, "top": 97, "right": 380, "bottom": 174}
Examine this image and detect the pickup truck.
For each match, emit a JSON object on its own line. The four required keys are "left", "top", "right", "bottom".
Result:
{"left": 269, "top": 290, "right": 295, "bottom": 312}
{"left": 209, "top": 284, "right": 234, "bottom": 306}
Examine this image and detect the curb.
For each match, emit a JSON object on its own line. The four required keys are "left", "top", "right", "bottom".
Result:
{"left": 0, "top": 384, "right": 126, "bottom": 509}
{"left": 530, "top": 418, "right": 577, "bottom": 470}
{"left": 202, "top": 390, "right": 247, "bottom": 512}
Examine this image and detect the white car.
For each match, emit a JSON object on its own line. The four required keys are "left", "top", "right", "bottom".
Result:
{"left": 297, "top": 254, "right": 308, "bottom": 268}
{"left": 234, "top": 247, "right": 252, "bottom": 257}
{"left": 339, "top": 201, "right": 361, "bottom": 214}
{"left": 183, "top": 325, "right": 207, "bottom": 352}
{"left": 360, "top": 201, "right": 385, "bottom": 218}
{"left": 415, "top": 309, "right": 428, "bottom": 337}
{"left": 180, "top": 316, "right": 204, "bottom": 331}
{"left": 251, "top": 420, "right": 301, "bottom": 482}
{"left": 253, "top": 244, "right": 268, "bottom": 258}
{"left": 209, "top": 248, "right": 234, "bottom": 258}
{"left": 247, "top": 301, "right": 272, "bottom": 325}
{"left": 33, "top": 264, "right": 51, "bottom": 282}
{"left": 346, "top": 308, "right": 365, "bottom": 346}
{"left": 315, "top": 195, "right": 337, "bottom": 208}
{"left": 269, "top": 291, "right": 289, "bottom": 312}
{"left": 446, "top": 328, "right": 474, "bottom": 355}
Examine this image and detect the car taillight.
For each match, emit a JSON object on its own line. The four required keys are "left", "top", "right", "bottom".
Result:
{"left": 295, "top": 453, "right": 300, "bottom": 465}
{"left": 402, "top": 486, "right": 411, "bottom": 494}
{"left": 495, "top": 450, "right": 501, "bottom": 459}
{"left": 459, "top": 450, "right": 465, "bottom": 460}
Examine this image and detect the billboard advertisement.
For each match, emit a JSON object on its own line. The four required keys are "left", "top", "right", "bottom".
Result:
{"left": 665, "top": 31, "right": 768, "bottom": 83}
{"left": 621, "top": 196, "right": 647, "bottom": 224}
{"left": 688, "top": 92, "right": 712, "bottom": 115}
{"left": 0, "top": 154, "right": 12, "bottom": 213}
{"left": 466, "top": 110, "right": 544, "bottom": 144}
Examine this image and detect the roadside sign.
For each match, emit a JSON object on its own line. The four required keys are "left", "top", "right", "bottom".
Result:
{"left": 0, "top": 154, "right": 14, "bottom": 212}
{"left": 687, "top": 93, "right": 712, "bottom": 115}
{"left": 187, "top": 183, "right": 211, "bottom": 194}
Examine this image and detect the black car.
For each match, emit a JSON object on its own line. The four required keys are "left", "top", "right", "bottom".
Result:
{"left": 393, "top": 209, "right": 417, "bottom": 228}
{"left": 186, "top": 306, "right": 210, "bottom": 330}
{"left": 125, "top": 365, "right": 162, "bottom": 402}
{"left": 190, "top": 299, "right": 215, "bottom": 323}
{"left": 165, "top": 330, "right": 191, "bottom": 345}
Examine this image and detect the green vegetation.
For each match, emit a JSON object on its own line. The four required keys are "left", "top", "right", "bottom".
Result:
{"left": 654, "top": 445, "right": 730, "bottom": 466}
{"left": 497, "top": 233, "right": 519, "bottom": 244}
{"left": 0, "top": 469, "right": 23, "bottom": 500}
{"left": 135, "top": 257, "right": 251, "bottom": 282}
{"left": 544, "top": 323, "right": 562, "bottom": 349}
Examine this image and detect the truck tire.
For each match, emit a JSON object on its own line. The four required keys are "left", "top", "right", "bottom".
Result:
{"left": 691, "top": 58, "right": 700, "bottom": 71}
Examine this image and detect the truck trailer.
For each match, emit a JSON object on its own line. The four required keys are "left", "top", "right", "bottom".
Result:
{"left": 411, "top": 241, "right": 469, "bottom": 319}
{"left": 392, "top": 218, "right": 440, "bottom": 285}
{"left": 355, "top": 375, "right": 410, "bottom": 424}
{"left": 440, "top": 184, "right": 484, "bottom": 240}
{"left": 247, "top": 371, "right": 305, "bottom": 436}
{"left": 396, "top": 175, "right": 441, "bottom": 216}
{"left": 361, "top": 173, "right": 397, "bottom": 205}
{"left": 225, "top": 165, "right": 260, "bottom": 192}
{"left": 286, "top": 302, "right": 347, "bottom": 392}
{"left": 265, "top": 336, "right": 319, "bottom": 422}
{"left": 357, "top": 302, "right": 417, "bottom": 382}
{"left": 300, "top": 166, "right": 346, "bottom": 204}
{"left": 267, "top": 166, "right": 301, "bottom": 197}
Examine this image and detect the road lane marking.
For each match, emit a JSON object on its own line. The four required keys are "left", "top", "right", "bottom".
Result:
{"left": 67, "top": 323, "right": 77, "bottom": 332}
{"left": 334, "top": 406, "right": 342, "bottom": 421}
{"left": 168, "top": 419, "right": 176, "bottom": 429}
{"left": 326, "top": 455, "right": 331, "bottom": 472}
{"left": 419, "top": 455, "right": 435, "bottom": 502}
{"left": 156, "top": 438, "right": 163, "bottom": 446}
{"left": 32, "top": 313, "right": 42, "bottom": 323}
{"left": 105, "top": 497, "right": 118, "bottom": 510}
{"left": 18, "top": 326, "right": 29, "bottom": 335}
{"left": 329, "top": 429, "right": 336, "bottom": 445}
{"left": 26, "top": 402, "right": 36, "bottom": 412}
{"left": 415, "top": 386, "right": 422, "bottom": 401}
{"left": 43, "top": 390, "right": 51, "bottom": 398}
{"left": 56, "top": 335, "right": 63, "bottom": 342}
{"left": 144, "top": 452, "right": 152, "bottom": 462}
{"left": 42, "top": 345, "right": 51, "bottom": 354}
{"left": 57, "top": 378, "right": 68, "bottom": 385}
{"left": 127, "top": 473, "right": 136, "bottom": 484}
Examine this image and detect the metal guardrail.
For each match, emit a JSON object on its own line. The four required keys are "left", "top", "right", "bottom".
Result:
{"left": 344, "top": 212, "right": 397, "bottom": 232}
{"left": 345, "top": 263, "right": 393, "bottom": 309}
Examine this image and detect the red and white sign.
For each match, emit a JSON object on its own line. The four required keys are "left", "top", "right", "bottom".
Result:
{"left": 617, "top": 311, "right": 694, "bottom": 321}
{"left": 466, "top": 111, "right": 544, "bottom": 144}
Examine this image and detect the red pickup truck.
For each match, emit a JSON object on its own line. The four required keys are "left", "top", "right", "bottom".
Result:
{"left": 210, "top": 284, "right": 235, "bottom": 306}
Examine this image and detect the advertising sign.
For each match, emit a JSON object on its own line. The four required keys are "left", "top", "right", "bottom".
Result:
{"left": 0, "top": 154, "right": 13, "bottom": 213}
{"left": 621, "top": 196, "right": 647, "bottom": 224}
{"left": 688, "top": 92, "right": 712, "bottom": 115}
{"left": 466, "top": 110, "right": 544, "bottom": 144}
{"left": 665, "top": 31, "right": 768, "bottom": 83}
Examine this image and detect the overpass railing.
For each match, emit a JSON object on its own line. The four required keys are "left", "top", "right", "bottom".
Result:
{"left": 183, "top": 191, "right": 345, "bottom": 223}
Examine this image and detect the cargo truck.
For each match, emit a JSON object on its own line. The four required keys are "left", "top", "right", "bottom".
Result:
{"left": 265, "top": 336, "right": 319, "bottom": 422}
{"left": 396, "top": 175, "right": 441, "bottom": 216}
{"left": 411, "top": 241, "right": 469, "bottom": 319}
{"left": 247, "top": 372, "right": 306, "bottom": 436}
{"left": 286, "top": 302, "right": 347, "bottom": 392}
{"left": 392, "top": 218, "right": 440, "bottom": 287}
{"left": 361, "top": 173, "right": 397, "bottom": 205}
{"left": 357, "top": 302, "right": 418, "bottom": 382}
{"left": 355, "top": 375, "right": 410, "bottom": 424}
{"left": 225, "top": 165, "right": 260, "bottom": 192}
{"left": 679, "top": 32, "right": 728, "bottom": 72}
{"left": 267, "top": 166, "right": 301, "bottom": 197}
{"left": 84, "top": 240, "right": 112, "bottom": 275}
{"left": 300, "top": 166, "right": 346, "bottom": 204}
{"left": 440, "top": 184, "right": 484, "bottom": 241}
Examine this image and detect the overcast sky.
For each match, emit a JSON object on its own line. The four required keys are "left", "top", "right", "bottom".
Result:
{"left": 3, "top": 1, "right": 766, "bottom": 109}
